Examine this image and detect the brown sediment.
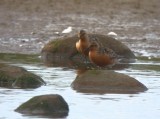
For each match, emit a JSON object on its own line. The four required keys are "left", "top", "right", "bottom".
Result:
{"left": 0, "top": 0, "right": 159, "bottom": 57}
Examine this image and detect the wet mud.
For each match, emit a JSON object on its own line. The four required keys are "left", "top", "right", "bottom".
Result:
{"left": 0, "top": 0, "right": 160, "bottom": 57}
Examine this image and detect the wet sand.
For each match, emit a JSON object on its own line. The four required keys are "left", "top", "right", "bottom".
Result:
{"left": 0, "top": 0, "right": 160, "bottom": 57}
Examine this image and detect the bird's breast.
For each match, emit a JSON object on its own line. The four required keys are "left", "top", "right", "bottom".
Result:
{"left": 89, "top": 51, "right": 114, "bottom": 66}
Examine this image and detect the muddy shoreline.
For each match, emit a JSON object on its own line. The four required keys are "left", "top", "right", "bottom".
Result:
{"left": 0, "top": 0, "right": 160, "bottom": 57}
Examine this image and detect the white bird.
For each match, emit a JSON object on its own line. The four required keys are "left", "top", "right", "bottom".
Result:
{"left": 107, "top": 32, "right": 118, "bottom": 39}
{"left": 54, "top": 31, "right": 60, "bottom": 35}
{"left": 62, "top": 27, "right": 72, "bottom": 34}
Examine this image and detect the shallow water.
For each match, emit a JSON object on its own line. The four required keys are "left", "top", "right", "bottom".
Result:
{"left": 0, "top": 54, "right": 160, "bottom": 119}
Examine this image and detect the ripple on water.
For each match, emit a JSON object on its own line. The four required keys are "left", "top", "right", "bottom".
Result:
{"left": 0, "top": 56, "right": 160, "bottom": 119}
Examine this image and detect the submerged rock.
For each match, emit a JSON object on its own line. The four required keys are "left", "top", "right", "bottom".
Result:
{"left": 0, "top": 63, "right": 45, "bottom": 89}
{"left": 15, "top": 94, "right": 69, "bottom": 118}
{"left": 71, "top": 70, "right": 148, "bottom": 94}
{"left": 41, "top": 34, "right": 135, "bottom": 68}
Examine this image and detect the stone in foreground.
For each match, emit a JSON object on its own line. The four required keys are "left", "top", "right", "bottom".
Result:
{"left": 71, "top": 70, "right": 148, "bottom": 94}
{"left": 15, "top": 94, "right": 69, "bottom": 118}
{"left": 0, "top": 63, "right": 45, "bottom": 88}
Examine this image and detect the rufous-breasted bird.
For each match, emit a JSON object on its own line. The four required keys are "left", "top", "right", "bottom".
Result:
{"left": 88, "top": 41, "right": 118, "bottom": 67}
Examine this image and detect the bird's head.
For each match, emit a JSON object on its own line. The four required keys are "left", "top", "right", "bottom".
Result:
{"left": 89, "top": 41, "right": 99, "bottom": 50}
{"left": 78, "top": 30, "right": 88, "bottom": 39}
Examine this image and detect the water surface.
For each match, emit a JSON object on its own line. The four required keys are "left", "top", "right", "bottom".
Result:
{"left": 0, "top": 54, "right": 160, "bottom": 119}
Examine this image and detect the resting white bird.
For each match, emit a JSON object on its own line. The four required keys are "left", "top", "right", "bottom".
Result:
{"left": 54, "top": 31, "right": 60, "bottom": 36}
{"left": 107, "top": 32, "right": 118, "bottom": 39}
{"left": 107, "top": 31, "right": 117, "bottom": 36}
{"left": 62, "top": 27, "right": 72, "bottom": 33}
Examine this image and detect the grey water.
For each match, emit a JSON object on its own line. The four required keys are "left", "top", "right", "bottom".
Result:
{"left": 0, "top": 54, "right": 160, "bottom": 119}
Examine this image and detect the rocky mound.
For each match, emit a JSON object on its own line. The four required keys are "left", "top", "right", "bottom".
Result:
{"left": 41, "top": 34, "right": 135, "bottom": 68}
{"left": 0, "top": 63, "right": 45, "bottom": 88}
{"left": 15, "top": 94, "right": 69, "bottom": 118}
{"left": 71, "top": 70, "right": 148, "bottom": 94}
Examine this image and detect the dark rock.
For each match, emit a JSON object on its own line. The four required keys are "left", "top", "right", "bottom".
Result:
{"left": 41, "top": 34, "right": 135, "bottom": 68}
{"left": 71, "top": 70, "right": 148, "bottom": 94}
{"left": 15, "top": 94, "right": 69, "bottom": 118}
{"left": 0, "top": 63, "right": 45, "bottom": 89}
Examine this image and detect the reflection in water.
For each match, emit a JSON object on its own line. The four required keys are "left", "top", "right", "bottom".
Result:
{"left": 41, "top": 51, "right": 134, "bottom": 70}
{"left": 0, "top": 54, "right": 160, "bottom": 119}
{"left": 76, "top": 68, "right": 87, "bottom": 75}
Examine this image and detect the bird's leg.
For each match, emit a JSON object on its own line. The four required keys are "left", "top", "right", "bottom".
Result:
{"left": 82, "top": 55, "right": 89, "bottom": 64}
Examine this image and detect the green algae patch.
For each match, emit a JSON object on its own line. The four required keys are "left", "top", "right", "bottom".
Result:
{"left": 0, "top": 53, "right": 40, "bottom": 64}
{"left": 87, "top": 70, "right": 101, "bottom": 75}
{"left": 13, "top": 72, "right": 46, "bottom": 88}
{"left": 42, "top": 35, "right": 78, "bottom": 57}
{"left": 42, "top": 39, "right": 64, "bottom": 53}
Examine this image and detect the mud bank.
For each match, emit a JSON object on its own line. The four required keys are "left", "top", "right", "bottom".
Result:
{"left": 0, "top": 0, "right": 160, "bottom": 57}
